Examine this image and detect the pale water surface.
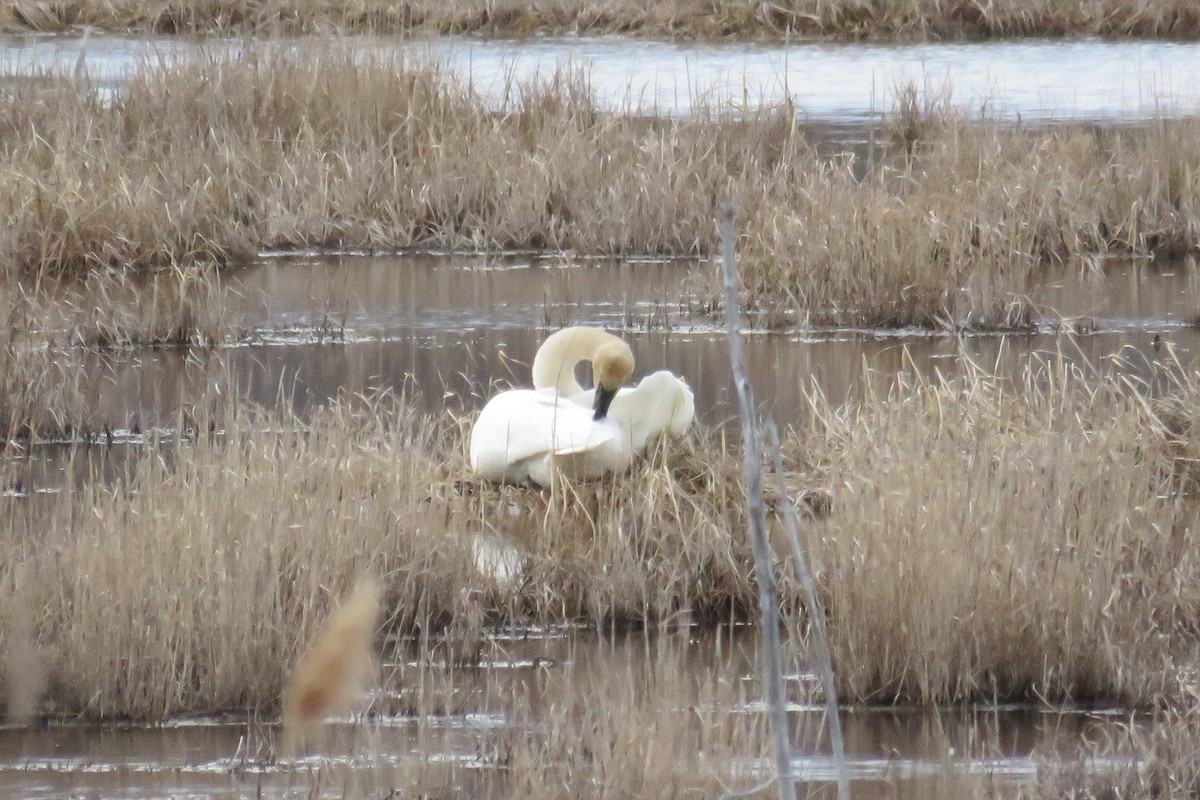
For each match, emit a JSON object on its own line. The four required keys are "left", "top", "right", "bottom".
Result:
{"left": 3, "top": 33, "right": 1200, "bottom": 119}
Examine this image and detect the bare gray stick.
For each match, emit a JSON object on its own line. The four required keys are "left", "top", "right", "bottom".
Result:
{"left": 765, "top": 418, "right": 850, "bottom": 800}
{"left": 719, "top": 203, "right": 796, "bottom": 800}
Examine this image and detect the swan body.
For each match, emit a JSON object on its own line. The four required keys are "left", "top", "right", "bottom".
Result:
{"left": 469, "top": 332, "right": 636, "bottom": 485}
{"left": 469, "top": 389, "right": 633, "bottom": 486}
{"left": 531, "top": 327, "right": 695, "bottom": 453}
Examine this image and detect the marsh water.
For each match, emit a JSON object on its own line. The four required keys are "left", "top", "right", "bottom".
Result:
{"left": 20, "top": 252, "right": 1200, "bottom": 441}
{"left": 3, "top": 30, "right": 1200, "bottom": 799}
{"left": 6, "top": 33, "right": 1200, "bottom": 120}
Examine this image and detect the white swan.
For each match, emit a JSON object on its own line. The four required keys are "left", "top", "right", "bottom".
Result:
{"left": 531, "top": 327, "right": 695, "bottom": 455}
{"left": 469, "top": 335, "right": 637, "bottom": 486}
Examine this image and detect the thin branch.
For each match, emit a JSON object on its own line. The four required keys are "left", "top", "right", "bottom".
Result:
{"left": 764, "top": 418, "right": 849, "bottom": 800}
{"left": 720, "top": 202, "right": 796, "bottom": 800}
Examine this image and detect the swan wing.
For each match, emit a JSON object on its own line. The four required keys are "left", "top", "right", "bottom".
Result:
{"left": 470, "top": 390, "right": 623, "bottom": 479}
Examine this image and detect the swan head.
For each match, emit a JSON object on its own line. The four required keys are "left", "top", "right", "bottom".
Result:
{"left": 592, "top": 340, "right": 635, "bottom": 420}
{"left": 533, "top": 327, "right": 634, "bottom": 399}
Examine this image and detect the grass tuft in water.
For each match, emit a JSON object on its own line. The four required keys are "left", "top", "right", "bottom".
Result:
{"left": 1, "top": 351, "right": 1199, "bottom": 718}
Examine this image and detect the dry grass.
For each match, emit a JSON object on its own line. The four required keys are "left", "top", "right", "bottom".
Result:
{"left": 732, "top": 102, "right": 1200, "bottom": 329}
{"left": 3, "top": 53, "right": 1200, "bottom": 329}
{"left": 0, "top": 391, "right": 756, "bottom": 719}
{"left": 2, "top": 0, "right": 1199, "bottom": 39}
{"left": 800, "top": 351, "right": 1200, "bottom": 705}
{"left": 1, "top": 349, "right": 1199, "bottom": 719}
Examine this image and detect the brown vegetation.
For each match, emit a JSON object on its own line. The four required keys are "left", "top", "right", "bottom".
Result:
{"left": 1, "top": 350, "right": 1199, "bottom": 719}
{"left": 3, "top": 53, "right": 1200, "bottom": 329}
{"left": 2, "top": 0, "right": 1199, "bottom": 39}
{"left": 800, "top": 352, "right": 1200, "bottom": 704}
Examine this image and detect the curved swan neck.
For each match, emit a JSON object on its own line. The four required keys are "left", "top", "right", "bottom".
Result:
{"left": 531, "top": 327, "right": 631, "bottom": 396}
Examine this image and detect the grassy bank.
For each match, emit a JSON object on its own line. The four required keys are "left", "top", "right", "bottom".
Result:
{"left": 4, "top": 53, "right": 1200, "bottom": 329}
{"left": 3, "top": 0, "right": 1200, "bottom": 39}
{"left": 2, "top": 353, "right": 1198, "bottom": 719}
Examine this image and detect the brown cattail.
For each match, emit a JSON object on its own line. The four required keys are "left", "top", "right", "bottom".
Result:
{"left": 280, "top": 578, "right": 382, "bottom": 755}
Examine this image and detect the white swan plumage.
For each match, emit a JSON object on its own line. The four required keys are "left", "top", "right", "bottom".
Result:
{"left": 531, "top": 327, "right": 695, "bottom": 455}
{"left": 469, "top": 331, "right": 637, "bottom": 485}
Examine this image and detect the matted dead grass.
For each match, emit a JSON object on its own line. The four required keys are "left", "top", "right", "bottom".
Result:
{"left": 3, "top": 52, "right": 1200, "bottom": 329}
{"left": 1, "top": 350, "right": 1199, "bottom": 719}
{"left": 2, "top": 0, "right": 1199, "bottom": 39}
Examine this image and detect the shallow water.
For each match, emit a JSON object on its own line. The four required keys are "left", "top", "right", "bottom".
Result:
{"left": 53, "top": 253, "right": 1200, "bottom": 431}
{"left": 2, "top": 253, "right": 1193, "bottom": 797}
{"left": 0, "top": 626, "right": 1137, "bottom": 799}
{"left": 3, "top": 33, "right": 1200, "bottom": 120}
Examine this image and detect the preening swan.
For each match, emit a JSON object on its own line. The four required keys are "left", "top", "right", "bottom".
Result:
{"left": 531, "top": 327, "right": 695, "bottom": 454}
{"left": 469, "top": 335, "right": 636, "bottom": 485}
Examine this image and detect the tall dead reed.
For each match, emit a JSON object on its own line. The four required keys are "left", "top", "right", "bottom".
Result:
{"left": 281, "top": 577, "right": 381, "bottom": 755}
{"left": 3, "top": 53, "right": 1200, "bottom": 328}
{"left": 1, "top": 0, "right": 1198, "bottom": 38}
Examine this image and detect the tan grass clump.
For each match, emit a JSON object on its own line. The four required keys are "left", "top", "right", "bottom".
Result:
{"left": 1, "top": 0, "right": 1199, "bottom": 39}
{"left": 3, "top": 54, "right": 1200, "bottom": 328}
{"left": 281, "top": 577, "right": 381, "bottom": 755}
{"left": 732, "top": 112, "right": 1200, "bottom": 329}
{"left": 800, "top": 352, "right": 1200, "bottom": 704}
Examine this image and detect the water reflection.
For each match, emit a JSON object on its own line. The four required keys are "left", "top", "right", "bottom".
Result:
{"left": 2, "top": 253, "right": 1196, "bottom": 472}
